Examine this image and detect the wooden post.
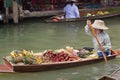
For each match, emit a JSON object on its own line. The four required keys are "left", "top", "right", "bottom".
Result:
{"left": 3, "top": 7, "right": 9, "bottom": 23}
{"left": 18, "top": 4, "right": 24, "bottom": 20}
{"left": 13, "top": 0, "right": 19, "bottom": 24}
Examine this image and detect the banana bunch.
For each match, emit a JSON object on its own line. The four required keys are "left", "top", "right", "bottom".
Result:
{"left": 104, "top": 11, "right": 109, "bottom": 14}
{"left": 10, "top": 49, "right": 34, "bottom": 64}
{"left": 10, "top": 49, "right": 33, "bottom": 58}
{"left": 35, "top": 56, "right": 43, "bottom": 64}
{"left": 10, "top": 50, "right": 21, "bottom": 58}
{"left": 10, "top": 50, "right": 17, "bottom": 58}
{"left": 87, "top": 50, "right": 98, "bottom": 58}
{"left": 97, "top": 11, "right": 104, "bottom": 15}
{"left": 23, "top": 50, "right": 34, "bottom": 58}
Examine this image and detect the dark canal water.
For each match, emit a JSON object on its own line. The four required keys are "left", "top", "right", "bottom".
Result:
{"left": 0, "top": 16, "right": 120, "bottom": 80}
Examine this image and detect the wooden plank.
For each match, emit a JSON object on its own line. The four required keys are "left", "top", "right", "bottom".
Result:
{"left": 3, "top": 8, "right": 9, "bottom": 23}
{"left": 13, "top": 0, "right": 18, "bottom": 24}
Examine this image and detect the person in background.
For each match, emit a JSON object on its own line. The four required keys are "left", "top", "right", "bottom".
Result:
{"left": 84, "top": 20, "right": 112, "bottom": 57}
{"left": 63, "top": 0, "right": 80, "bottom": 19}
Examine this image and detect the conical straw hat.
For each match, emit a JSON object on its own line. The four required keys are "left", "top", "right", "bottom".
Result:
{"left": 92, "top": 20, "right": 109, "bottom": 30}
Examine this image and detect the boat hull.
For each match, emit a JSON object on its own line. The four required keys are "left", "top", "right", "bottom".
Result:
{"left": 3, "top": 54, "right": 116, "bottom": 72}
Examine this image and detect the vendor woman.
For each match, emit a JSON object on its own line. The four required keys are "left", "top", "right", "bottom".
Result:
{"left": 63, "top": 0, "right": 80, "bottom": 19}
{"left": 84, "top": 20, "right": 112, "bottom": 56}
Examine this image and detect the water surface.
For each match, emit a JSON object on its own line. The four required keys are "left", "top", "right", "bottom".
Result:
{"left": 0, "top": 16, "right": 120, "bottom": 80}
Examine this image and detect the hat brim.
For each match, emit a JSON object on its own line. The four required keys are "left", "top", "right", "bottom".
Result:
{"left": 92, "top": 24, "right": 109, "bottom": 30}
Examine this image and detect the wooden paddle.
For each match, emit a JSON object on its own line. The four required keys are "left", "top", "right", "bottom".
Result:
{"left": 88, "top": 20, "right": 108, "bottom": 63}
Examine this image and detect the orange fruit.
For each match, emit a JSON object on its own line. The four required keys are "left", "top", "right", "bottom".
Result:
{"left": 53, "top": 18, "right": 58, "bottom": 22}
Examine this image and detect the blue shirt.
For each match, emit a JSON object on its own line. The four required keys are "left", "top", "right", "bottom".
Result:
{"left": 63, "top": 3, "right": 80, "bottom": 19}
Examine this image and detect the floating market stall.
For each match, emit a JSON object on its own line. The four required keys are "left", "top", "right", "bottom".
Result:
{"left": 45, "top": 7, "right": 120, "bottom": 22}
{"left": 0, "top": 46, "right": 119, "bottom": 73}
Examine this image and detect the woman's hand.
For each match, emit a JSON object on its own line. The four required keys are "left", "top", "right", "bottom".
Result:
{"left": 87, "top": 19, "right": 92, "bottom": 26}
{"left": 100, "top": 46, "right": 105, "bottom": 52}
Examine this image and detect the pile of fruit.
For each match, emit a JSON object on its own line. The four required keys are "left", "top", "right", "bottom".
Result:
{"left": 86, "top": 10, "right": 110, "bottom": 17}
{"left": 10, "top": 49, "right": 35, "bottom": 64}
{"left": 42, "top": 49, "right": 79, "bottom": 63}
{"left": 8, "top": 46, "right": 100, "bottom": 65}
{"left": 97, "top": 11, "right": 109, "bottom": 15}
{"left": 77, "top": 49, "right": 98, "bottom": 58}
{"left": 9, "top": 47, "right": 80, "bottom": 65}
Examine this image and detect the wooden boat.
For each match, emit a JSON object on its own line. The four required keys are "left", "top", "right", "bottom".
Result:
{"left": 45, "top": 7, "right": 120, "bottom": 23}
{"left": 45, "top": 11, "right": 120, "bottom": 22}
{"left": 98, "top": 76, "right": 115, "bottom": 80}
{"left": 109, "top": 67, "right": 120, "bottom": 80}
{"left": 97, "top": 62, "right": 120, "bottom": 80}
{"left": 97, "top": 50, "right": 120, "bottom": 80}
{"left": 0, "top": 50, "right": 119, "bottom": 73}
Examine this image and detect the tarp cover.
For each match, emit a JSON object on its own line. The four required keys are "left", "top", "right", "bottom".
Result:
{"left": 4, "top": 0, "right": 20, "bottom": 8}
{"left": 4, "top": 0, "right": 13, "bottom": 8}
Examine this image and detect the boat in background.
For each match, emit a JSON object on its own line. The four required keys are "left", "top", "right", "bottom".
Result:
{"left": 0, "top": 50, "right": 119, "bottom": 73}
{"left": 45, "top": 7, "right": 120, "bottom": 22}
